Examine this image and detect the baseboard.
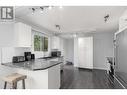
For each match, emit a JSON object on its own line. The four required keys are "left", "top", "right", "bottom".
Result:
{"left": 93, "top": 67, "right": 107, "bottom": 70}
{"left": 77, "top": 67, "right": 93, "bottom": 71}
{"left": 74, "top": 66, "right": 107, "bottom": 71}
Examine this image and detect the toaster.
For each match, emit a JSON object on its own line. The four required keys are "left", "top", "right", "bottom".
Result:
{"left": 12, "top": 56, "right": 25, "bottom": 63}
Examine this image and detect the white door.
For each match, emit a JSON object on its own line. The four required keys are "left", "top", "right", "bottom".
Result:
{"left": 78, "top": 37, "right": 93, "bottom": 69}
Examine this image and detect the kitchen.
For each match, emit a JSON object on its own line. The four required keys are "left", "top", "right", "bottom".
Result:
{"left": 0, "top": 6, "right": 127, "bottom": 89}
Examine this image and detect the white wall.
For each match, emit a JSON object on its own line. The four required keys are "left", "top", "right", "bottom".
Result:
{"left": 0, "top": 23, "right": 14, "bottom": 47}
{"left": 64, "top": 39, "right": 74, "bottom": 64}
{"left": 74, "top": 32, "right": 114, "bottom": 70}
{"left": 0, "top": 23, "right": 14, "bottom": 63}
{"left": 0, "top": 23, "right": 15, "bottom": 88}
{"left": 93, "top": 32, "right": 114, "bottom": 70}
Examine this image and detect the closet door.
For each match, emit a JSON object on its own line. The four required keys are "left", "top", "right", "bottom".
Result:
{"left": 78, "top": 37, "right": 93, "bottom": 69}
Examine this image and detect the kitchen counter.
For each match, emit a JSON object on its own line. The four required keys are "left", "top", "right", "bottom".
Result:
{"left": 1, "top": 59, "right": 62, "bottom": 71}
{"left": 1, "top": 59, "right": 61, "bottom": 89}
{"left": 38, "top": 56, "right": 63, "bottom": 59}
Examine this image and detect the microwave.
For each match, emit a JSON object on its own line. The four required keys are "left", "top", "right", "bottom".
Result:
{"left": 51, "top": 51, "right": 61, "bottom": 57}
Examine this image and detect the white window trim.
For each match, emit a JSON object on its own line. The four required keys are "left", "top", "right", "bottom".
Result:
{"left": 31, "top": 30, "right": 50, "bottom": 53}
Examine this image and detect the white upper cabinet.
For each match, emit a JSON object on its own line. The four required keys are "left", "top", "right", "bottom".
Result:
{"left": 51, "top": 36, "right": 61, "bottom": 50}
{"left": 119, "top": 10, "right": 127, "bottom": 30}
{"left": 14, "top": 22, "right": 32, "bottom": 47}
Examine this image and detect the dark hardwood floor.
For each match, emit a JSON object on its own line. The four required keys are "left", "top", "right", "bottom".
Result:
{"left": 60, "top": 64, "right": 123, "bottom": 89}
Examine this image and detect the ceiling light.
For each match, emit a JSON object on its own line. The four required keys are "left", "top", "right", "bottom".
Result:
{"left": 31, "top": 8, "right": 35, "bottom": 14}
{"left": 40, "top": 7, "right": 43, "bottom": 13}
{"left": 30, "top": 6, "right": 53, "bottom": 14}
{"left": 48, "top": 6, "right": 52, "bottom": 10}
{"left": 104, "top": 14, "right": 109, "bottom": 22}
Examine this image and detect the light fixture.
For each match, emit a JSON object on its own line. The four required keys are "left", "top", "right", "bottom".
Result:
{"left": 48, "top": 6, "right": 52, "bottom": 10}
{"left": 40, "top": 7, "right": 44, "bottom": 13}
{"left": 104, "top": 14, "right": 109, "bottom": 22}
{"left": 55, "top": 24, "right": 61, "bottom": 32}
{"left": 30, "top": 6, "right": 53, "bottom": 14}
{"left": 31, "top": 8, "right": 35, "bottom": 14}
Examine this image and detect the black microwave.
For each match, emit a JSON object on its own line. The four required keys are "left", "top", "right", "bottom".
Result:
{"left": 51, "top": 51, "right": 61, "bottom": 57}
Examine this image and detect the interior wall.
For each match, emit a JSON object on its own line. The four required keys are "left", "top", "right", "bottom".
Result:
{"left": 93, "top": 32, "right": 114, "bottom": 70}
{"left": 74, "top": 31, "right": 114, "bottom": 70}
{"left": 64, "top": 38, "right": 74, "bottom": 64}
{"left": 0, "top": 23, "right": 15, "bottom": 88}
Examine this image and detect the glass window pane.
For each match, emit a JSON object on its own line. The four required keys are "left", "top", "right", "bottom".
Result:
{"left": 44, "top": 37, "right": 48, "bottom": 51}
{"left": 40, "top": 36, "right": 44, "bottom": 51}
{"left": 34, "top": 35, "right": 41, "bottom": 51}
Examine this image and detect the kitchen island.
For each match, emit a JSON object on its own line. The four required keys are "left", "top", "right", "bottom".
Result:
{"left": 1, "top": 59, "right": 62, "bottom": 89}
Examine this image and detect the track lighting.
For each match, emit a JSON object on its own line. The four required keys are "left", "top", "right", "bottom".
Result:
{"left": 40, "top": 7, "right": 44, "bottom": 13}
{"left": 30, "top": 6, "right": 53, "bottom": 14}
{"left": 31, "top": 8, "right": 35, "bottom": 14}
{"left": 104, "top": 14, "right": 109, "bottom": 22}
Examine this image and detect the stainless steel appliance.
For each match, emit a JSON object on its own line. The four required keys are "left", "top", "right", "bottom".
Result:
{"left": 12, "top": 56, "right": 25, "bottom": 63}
{"left": 51, "top": 51, "right": 61, "bottom": 57}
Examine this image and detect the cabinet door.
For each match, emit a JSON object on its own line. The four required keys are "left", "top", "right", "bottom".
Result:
{"left": 48, "top": 64, "right": 60, "bottom": 89}
{"left": 51, "top": 36, "right": 60, "bottom": 50}
{"left": 23, "top": 24, "right": 31, "bottom": 47}
{"left": 14, "top": 22, "right": 31, "bottom": 47}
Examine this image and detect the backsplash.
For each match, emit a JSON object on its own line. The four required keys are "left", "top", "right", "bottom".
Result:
{"left": 14, "top": 47, "right": 31, "bottom": 56}
{"left": 0, "top": 47, "right": 51, "bottom": 63}
{"left": 1, "top": 47, "right": 31, "bottom": 63}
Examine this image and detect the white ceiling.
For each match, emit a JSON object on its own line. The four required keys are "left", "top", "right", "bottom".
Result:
{"left": 15, "top": 6, "right": 127, "bottom": 35}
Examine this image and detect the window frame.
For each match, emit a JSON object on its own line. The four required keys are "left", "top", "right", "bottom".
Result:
{"left": 32, "top": 30, "right": 49, "bottom": 52}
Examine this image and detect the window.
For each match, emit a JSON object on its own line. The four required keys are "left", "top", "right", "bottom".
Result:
{"left": 34, "top": 35, "right": 48, "bottom": 51}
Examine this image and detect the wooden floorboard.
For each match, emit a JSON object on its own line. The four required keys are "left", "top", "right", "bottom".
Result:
{"left": 60, "top": 65, "right": 123, "bottom": 89}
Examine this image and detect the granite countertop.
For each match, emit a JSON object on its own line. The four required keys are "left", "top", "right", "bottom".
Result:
{"left": 38, "top": 56, "right": 63, "bottom": 59}
{"left": 1, "top": 59, "right": 62, "bottom": 71}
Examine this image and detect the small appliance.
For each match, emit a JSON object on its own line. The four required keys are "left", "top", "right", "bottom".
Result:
{"left": 12, "top": 56, "right": 25, "bottom": 63}
{"left": 24, "top": 52, "right": 31, "bottom": 61}
{"left": 51, "top": 51, "right": 61, "bottom": 57}
{"left": 31, "top": 54, "right": 35, "bottom": 60}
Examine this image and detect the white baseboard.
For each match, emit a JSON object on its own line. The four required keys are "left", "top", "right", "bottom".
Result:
{"left": 93, "top": 67, "right": 107, "bottom": 70}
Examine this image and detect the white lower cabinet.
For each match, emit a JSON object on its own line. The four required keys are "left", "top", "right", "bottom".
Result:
{"left": 48, "top": 64, "right": 60, "bottom": 89}
{"left": 16, "top": 64, "right": 61, "bottom": 89}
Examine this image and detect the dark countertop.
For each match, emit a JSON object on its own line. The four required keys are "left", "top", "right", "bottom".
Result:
{"left": 1, "top": 59, "right": 62, "bottom": 71}
{"left": 38, "top": 56, "right": 63, "bottom": 60}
